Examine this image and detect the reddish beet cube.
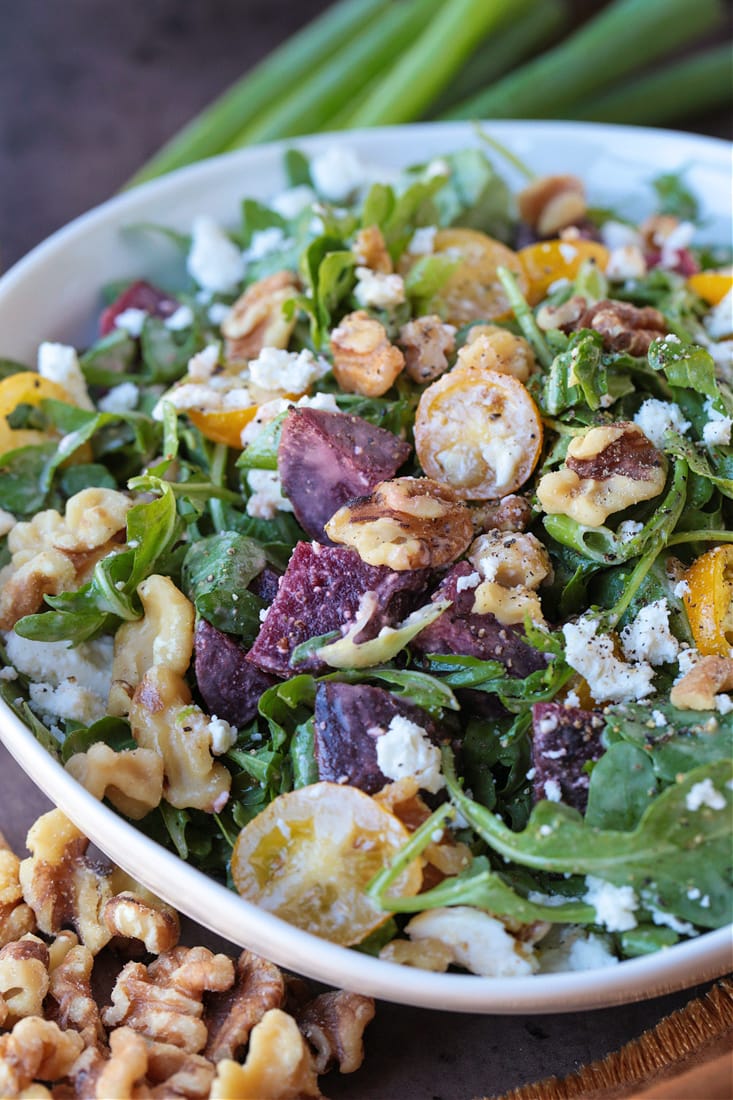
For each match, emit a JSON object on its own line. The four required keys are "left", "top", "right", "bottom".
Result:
{"left": 314, "top": 682, "right": 440, "bottom": 793}
{"left": 194, "top": 618, "right": 275, "bottom": 727}
{"left": 411, "top": 562, "right": 545, "bottom": 679}
{"left": 248, "top": 564, "right": 281, "bottom": 604}
{"left": 278, "top": 407, "right": 411, "bottom": 541}
{"left": 247, "top": 541, "right": 428, "bottom": 677}
{"left": 531, "top": 702, "right": 605, "bottom": 813}
{"left": 100, "top": 279, "right": 179, "bottom": 336}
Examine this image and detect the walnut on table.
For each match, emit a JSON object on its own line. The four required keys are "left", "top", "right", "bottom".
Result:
{"left": 0, "top": 832, "right": 35, "bottom": 951}
{"left": 204, "top": 950, "right": 285, "bottom": 1063}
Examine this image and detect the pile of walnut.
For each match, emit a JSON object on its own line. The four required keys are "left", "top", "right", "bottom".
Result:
{"left": 0, "top": 813, "right": 374, "bottom": 1099}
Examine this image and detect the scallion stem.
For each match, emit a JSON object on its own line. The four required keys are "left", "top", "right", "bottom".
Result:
{"left": 443, "top": 0, "right": 724, "bottom": 120}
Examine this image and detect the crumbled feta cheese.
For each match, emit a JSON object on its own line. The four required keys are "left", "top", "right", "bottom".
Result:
{"left": 29, "top": 681, "right": 105, "bottom": 724}
{"left": 716, "top": 694, "right": 733, "bottom": 715}
{"left": 563, "top": 615, "right": 655, "bottom": 703}
{"left": 558, "top": 242, "right": 578, "bottom": 264}
{"left": 114, "top": 307, "right": 148, "bottom": 337}
{"left": 658, "top": 220, "right": 695, "bottom": 268}
{"left": 564, "top": 689, "right": 581, "bottom": 708}
{"left": 270, "top": 185, "right": 316, "bottom": 220}
{"left": 375, "top": 714, "right": 444, "bottom": 794}
{"left": 187, "top": 216, "right": 245, "bottom": 293}
{"left": 455, "top": 571, "right": 481, "bottom": 593}
{"left": 537, "top": 712, "right": 559, "bottom": 736}
{"left": 600, "top": 220, "right": 643, "bottom": 251}
{"left": 404, "top": 906, "right": 537, "bottom": 977}
{"left": 425, "top": 158, "right": 450, "bottom": 179}
{"left": 248, "top": 347, "right": 329, "bottom": 394}
{"left": 685, "top": 778, "right": 726, "bottom": 812}
{"left": 0, "top": 666, "right": 18, "bottom": 681}
{"left": 164, "top": 305, "right": 194, "bottom": 331}
{"left": 407, "top": 226, "right": 437, "bottom": 255}
{"left": 97, "top": 382, "right": 139, "bottom": 414}
{"left": 584, "top": 876, "right": 638, "bottom": 932}
{"left": 208, "top": 716, "right": 237, "bottom": 755}
{"left": 701, "top": 398, "right": 733, "bottom": 447}
{"left": 353, "top": 267, "right": 406, "bottom": 310}
{"left": 310, "top": 146, "right": 364, "bottom": 203}
{"left": 5, "top": 632, "right": 113, "bottom": 724}
{"left": 647, "top": 905, "right": 697, "bottom": 936}
{"left": 673, "top": 579, "right": 691, "bottom": 599}
{"left": 675, "top": 646, "right": 701, "bottom": 680}
{"left": 37, "top": 342, "right": 93, "bottom": 410}
{"left": 703, "top": 289, "right": 733, "bottom": 341}
{"left": 651, "top": 709, "right": 668, "bottom": 728}
{"left": 188, "top": 344, "right": 221, "bottom": 382}
{"left": 207, "top": 302, "right": 231, "bottom": 326}
{"left": 0, "top": 509, "right": 16, "bottom": 537}
{"left": 245, "top": 227, "right": 292, "bottom": 261}
{"left": 543, "top": 778, "right": 562, "bottom": 802}
{"left": 633, "top": 398, "right": 690, "bottom": 447}
{"left": 616, "top": 520, "right": 644, "bottom": 544}
{"left": 246, "top": 469, "right": 293, "bottom": 520}
{"left": 606, "top": 245, "right": 647, "bottom": 282}
{"left": 620, "top": 598, "right": 680, "bottom": 666}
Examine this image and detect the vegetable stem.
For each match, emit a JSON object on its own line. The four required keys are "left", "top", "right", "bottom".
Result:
{"left": 497, "top": 265, "right": 553, "bottom": 368}
{"left": 126, "top": 0, "right": 390, "bottom": 185}
{"left": 443, "top": 0, "right": 724, "bottom": 120}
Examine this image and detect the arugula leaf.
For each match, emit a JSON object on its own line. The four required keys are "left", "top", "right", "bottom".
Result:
{"left": 585, "top": 743, "right": 658, "bottom": 830}
{"left": 321, "top": 667, "right": 459, "bottom": 716}
{"left": 651, "top": 171, "right": 699, "bottom": 223}
{"left": 648, "top": 337, "right": 718, "bottom": 397}
{"left": 182, "top": 532, "right": 266, "bottom": 637}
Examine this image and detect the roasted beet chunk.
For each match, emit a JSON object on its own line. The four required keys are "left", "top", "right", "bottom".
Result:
{"left": 411, "top": 562, "right": 545, "bottom": 678}
{"left": 194, "top": 618, "right": 275, "bottom": 727}
{"left": 531, "top": 702, "right": 605, "bottom": 813}
{"left": 314, "top": 682, "right": 439, "bottom": 793}
{"left": 278, "top": 407, "right": 411, "bottom": 541}
{"left": 247, "top": 541, "right": 428, "bottom": 677}
{"left": 99, "top": 279, "right": 179, "bottom": 336}
{"left": 248, "top": 564, "right": 281, "bottom": 604}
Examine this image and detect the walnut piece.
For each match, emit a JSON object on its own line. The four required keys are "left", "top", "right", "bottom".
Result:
{"left": 109, "top": 573, "right": 195, "bottom": 716}
{"left": 0, "top": 1018, "right": 84, "bottom": 1097}
{"left": 45, "top": 941, "right": 102, "bottom": 1049}
{"left": 222, "top": 271, "right": 299, "bottom": 364}
{"left": 325, "top": 476, "right": 474, "bottom": 570}
{"left": 204, "top": 950, "right": 285, "bottom": 1063}
{"left": 93, "top": 1026, "right": 216, "bottom": 1100}
{"left": 470, "top": 493, "right": 532, "bottom": 534}
{"left": 456, "top": 326, "right": 536, "bottom": 383}
{"left": 517, "top": 174, "right": 587, "bottom": 237}
{"left": 210, "top": 1009, "right": 321, "bottom": 1099}
{"left": 536, "top": 294, "right": 587, "bottom": 332}
{"left": 65, "top": 743, "right": 164, "bottom": 820}
{"left": 0, "top": 834, "right": 35, "bottom": 949}
{"left": 330, "top": 310, "right": 405, "bottom": 397}
{"left": 670, "top": 656, "right": 733, "bottom": 710}
{"left": 0, "top": 935, "right": 49, "bottom": 1024}
{"left": 102, "top": 946, "right": 235, "bottom": 1054}
{"left": 352, "top": 225, "right": 392, "bottom": 273}
{"left": 397, "top": 315, "right": 456, "bottom": 384}
{"left": 103, "top": 891, "right": 180, "bottom": 955}
{"left": 297, "top": 990, "right": 375, "bottom": 1074}
{"left": 128, "top": 666, "right": 232, "bottom": 813}
{"left": 577, "top": 299, "right": 667, "bottom": 356}
{"left": 537, "top": 422, "right": 668, "bottom": 527}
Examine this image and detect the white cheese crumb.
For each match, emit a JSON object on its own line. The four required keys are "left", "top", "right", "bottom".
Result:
{"left": 633, "top": 398, "right": 690, "bottom": 447}
{"left": 558, "top": 242, "right": 578, "bottom": 264}
{"left": 187, "top": 344, "right": 221, "bottom": 382}
{"left": 542, "top": 778, "right": 562, "bottom": 802}
{"left": 675, "top": 646, "right": 701, "bottom": 681}
{"left": 673, "top": 579, "right": 691, "bottom": 599}
{"left": 701, "top": 398, "right": 733, "bottom": 447}
{"left": 651, "top": 709, "right": 668, "bottom": 728}
{"left": 239, "top": 391, "right": 339, "bottom": 446}
{"left": 455, "top": 571, "right": 481, "bottom": 593}
{"left": 245, "top": 227, "right": 292, "bottom": 261}
{"left": 208, "top": 716, "right": 237, "bottom": 755}
{"left": 97, "top": 382, "right": 139, "bottom": 414}
{"left": 246, "top": 469, "right": 293, "bottom": 520}
{"left": 703, "top": 289, "right": 733, "bottom": 341}
{"left": 5, "top": 631, "right": 113, "bottom": 700}
{"left": 164, "top": 305, "right": 194, "bottom": 331}
{"left": 270, "top": 185, "right": 316, "bottom": 220}
{"left": 658, "top": 221, "right": 695, "bottom": 268}
{"left": 584, "top": 876, "right": 638, "bottom": 932}
{"left": 310, "top": 146, "right": 364, "bottom": 203}
{"left": 207, "top": 302, "right": 232, "bottom": 326}
{"left": 563, "top": 615, "right": 655, "bottom": 703}
{"left": 114, "top": 307, "right": 148, "bottom": 337}
{"left": 407, "top": 226, "right": 437, "bottom": 255}
{"left": 647, "top": 904, "right": 697, "bottom": 936}
{"left": 716, "top": 694, "right": 733, "bottom": 715}
{"left": 0, "top": 666, "right": 18, "bottom": 681}
{"left": 540, "top": 929, "right": 619, "bottom": 973}
{"left": 606, "top": 245, "right": 647, "bottom": 282}
{"left": 248, "top": 347, "right": 329, "bottom": 394}
{"left": 375, "top": 714, "right": 444, "bottom": 794}
{"left": 187, "top": 216, "right": 245, "bottom": 293}
{"left": 538, "top": 824, "right": 553, "bottom": 837}
{"left": 620, "top": 598, "right": 680, "bottom": 666}
{"left": 37, "top": 342, "right": 94, "bottom": 411}
{"left": 405, "top": 906, "right": 537, "bottom": 977}
{"left": 353, "top": 267, "right": 406, "bottom": 310}
{"left": 685, "top": 778, "right": 726, "bottom": 812}
{"left": 600, "top": 221, "right": 643, "bottom": 251}
{"left": 616, "top": 520, "right": 643, "bottom": 544}
{"left": 564, "top": 689, "right": 581, "bottom": 708}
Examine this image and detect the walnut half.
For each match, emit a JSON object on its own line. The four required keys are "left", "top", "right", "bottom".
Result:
{"left": 325, "top": 476, "right": 474, "bottom": 570}
{"left": 330, "top": 310, "right": 405, "bottom": 397}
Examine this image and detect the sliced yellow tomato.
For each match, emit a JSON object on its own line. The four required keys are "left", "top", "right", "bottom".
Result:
{"left": 687, "top": 269, "right": 733, "bottom": 307}
{"left": 0, "top": 371, "right": 77, "bottom": 457}
{"left": 682, "top": 545, "right": 733, "bottom": 656}
{"left": 518, "top": 239, "right": 609, "bottom": 304}
{"left": 410, "top": 228, "right": 528, "bottom": 325}
{"left": 231, "top": 782, "right": 423, "bottom": 946}
{"left": 187, "top": 407, "right": 260, "bottom": 449}
{"left": 414, "top": 367, "right": 543, "bottom": 500}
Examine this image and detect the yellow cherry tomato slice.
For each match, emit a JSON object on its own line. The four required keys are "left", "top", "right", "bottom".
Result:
{"left": 687, "top": 269, "right": 733, "bottom": 307}
{"left": 418, "top": 228, "right": 529, "bottom": 325}
{"left": 414, "top": 367, "right": 543, "bottom": 500}
{"left": 0, "top": 371, "right": 77, "bottom": 457}
{"left": 231, "top": 782, "right": 423, "bottom": 946}
{"left": 682, "top": 545, "right": 733, "bottom": 657}
{"left": 187, "top": 407, "right": 260, "bottom": 449}
{"left": 518, "top": 239, "right": 609, "bottom": 304}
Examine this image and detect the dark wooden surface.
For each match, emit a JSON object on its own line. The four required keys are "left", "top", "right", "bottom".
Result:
{"left": 0, "top": 3, "right": 730, "bottom": 1097}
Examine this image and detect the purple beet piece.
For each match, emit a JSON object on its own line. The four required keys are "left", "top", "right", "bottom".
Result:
{"left": 411, "top": 562, "right": 546, "bottom": 679}
{"left": 99, "top": 279, "right": 179, "bottom": 336}
{"left": 278, "top": 406, "right": 411, "bottom": 541}
{"left": 531, "top": 702, "right": 605, "bottom": 813}
{"left": 194, "top": 618, "right": 275, "bottom": 727}
{"left": 313, "top": 682, "right": 440, "bottom": 794}
{"left": 248, "top": 564, "right": 281, "bottom": 604}
{"left": 247, "top": 541, "right": 428, "bottom": 677}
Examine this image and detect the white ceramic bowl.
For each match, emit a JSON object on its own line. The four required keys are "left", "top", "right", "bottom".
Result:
{"left": 1, "top": 121, "right": 731, "bottom": 1013}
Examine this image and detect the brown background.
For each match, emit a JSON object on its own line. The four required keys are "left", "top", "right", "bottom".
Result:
{"left": 1, "top": 2, "right": 731, "bottom": 1097}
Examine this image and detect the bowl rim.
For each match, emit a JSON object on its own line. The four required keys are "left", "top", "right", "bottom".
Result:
{"left": 1, "top": 118, "right": 731, "bottom": 1014}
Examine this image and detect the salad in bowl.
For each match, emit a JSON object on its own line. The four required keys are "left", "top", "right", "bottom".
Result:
{"left": 0, "top": 128, "right": 731, "bottom": 986}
